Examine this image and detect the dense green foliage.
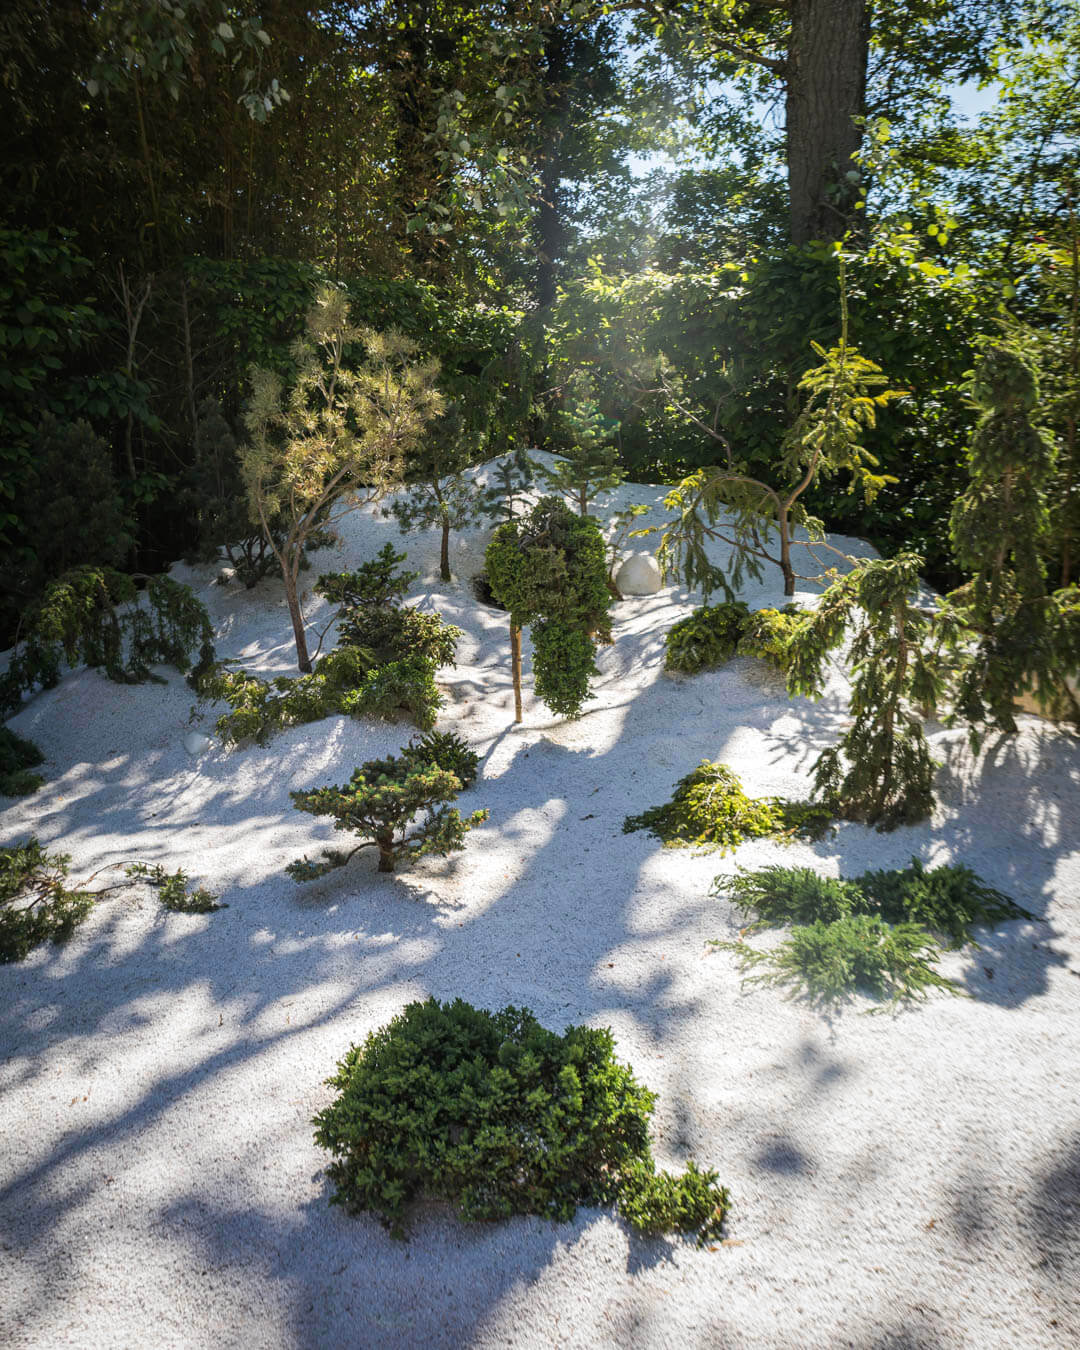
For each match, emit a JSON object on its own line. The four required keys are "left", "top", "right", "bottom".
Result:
{"left": 623, "top": 761, "right": 831, "bottom": 854}
{"left": 313, "top": 998, "right": 729, "bottom": 1242}
{"left": 0, "top": 726, "right": 46, "bottom": 797}
{"left": 486, "top": 496, "right": 612, "bottom": 717}
{"left": 714, "top": 859, "right": 1032, "bottom": 948}
{"left": 0, "top": 838, "right": 96, "bottom": 964}
{"left": 0, "top": 568, "right": 216, "bottom": 716}
{"left": 664, "top": 602, "right": 802, "bottom": 675}
{"left": 539, "top": 372, "right": 625, "bottom": 515}
{"left": 712, "top": 916, "right": 959, "bottom": 1009}
{"left": 787, "top": 552, "right": 946, "bottom": 829}
{"left": 664, "top": 602, "right": 748, "bottom": 673}
{"left": 288, "top": 746, "right": 487, "bottom": 878}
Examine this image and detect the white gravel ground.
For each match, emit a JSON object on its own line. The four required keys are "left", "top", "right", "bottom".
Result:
{"left": 1, "top": 462, "right": 1078, "bottom": 1349}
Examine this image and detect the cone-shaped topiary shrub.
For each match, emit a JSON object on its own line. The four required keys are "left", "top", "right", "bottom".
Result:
{"left": 313, "top": 998, "right": 730, "bottom": 1242}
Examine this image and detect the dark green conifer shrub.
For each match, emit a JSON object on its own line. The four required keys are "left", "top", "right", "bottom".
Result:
{"left": 313, "top": 998, "right": 730, "bottom": 1242}
{"left": 712, "top": 915, "right": 958, "bottom": 1008}
{"left": 0, "top": 727, "right": 46, "bottom": 797}
{"left": 664, "top": 602, "right": 749, "bottom": 673}
{"left": 1, "top": 568, "right": 216, "bottom": 714}
{"left": 337, "top": 604, "right": 461, "bottom": 669}
{"left": 315, "top": 545, "right": 419, "bottom": 612}
{"left": 623, "top": 761, "right": 831, "bottom": 853}
{"left": 404, "top": 730, "right": 480, "bottom": 788}
{"left": 486, "top": 496, "right": 612, "bottom": 718}
{"left": 287, "top": 752, "right": 488, "bottom": 877}
{"left": 0, "top": 839, "right": 96, "bottom": 963}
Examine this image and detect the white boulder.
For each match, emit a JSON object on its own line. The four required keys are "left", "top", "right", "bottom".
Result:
{"left": 184, "top": 731, "right": 212, "bottom": 757}
{"left": 614, "top": 551, "right": 662, "bottom": 596}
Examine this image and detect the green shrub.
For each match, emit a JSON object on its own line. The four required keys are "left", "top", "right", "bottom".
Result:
{"left": 0, "top": 567, "right": 216, "bottom": 715}
{"left": 712, "top": 915, "right": 960, "bottom": 1009}
{"left": 403, "top": 730, "right": 480, "bottom": 788}
{"left": 664, "top": 602, "right": 748, "bottom": 674}
{"left": 124, "top": 862, "right": 223, "bottom": 913}
{"left": 714, "top": 858, "right": 1032, "bottom": 947}
{"left": 623, "top": 761, "right": 832, "bottom": 853}
{"left": 315, "top": 545, "right": 419, "bottom": 612}
{"left": 338, "top": 603, "right": 461, "bottom": 668}
{"left": 0, "top": 838, "right": 96, "bottom": 963}
{"left": 0, "top": 726, "right": 46, "bottom": 797}
{"left": 486, "top": 496, "right": 613, "bottom": 719}
{"left": 287, "top": 751, "right": 488, "bottom": 878}
{"left": 313, "top": 998, "right": 730, "bottom": 1242}
{"left": 735, "top": 606, "right": 802, "bottom": 672}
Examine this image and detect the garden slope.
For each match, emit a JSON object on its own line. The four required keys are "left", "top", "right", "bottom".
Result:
{"left": 1, "top": 459, "right": 1078, "bottom": 1350}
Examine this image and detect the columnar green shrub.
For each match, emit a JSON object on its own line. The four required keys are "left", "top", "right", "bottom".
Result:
{"left": 623, "top": 761, "right": 831, "bottom": 853}
{"left": 313, "top": 998, "right": 730, "bottom": 1242}
{"left": 486, "top": 496, "right": 612, "bottom": 718}
{"left": 0, "top": 727, "right": 46, "bottom": 797}
{"left": 287, "top": 750, "right": 488, "bottom": 878}
{"left": 0, "top": 568, "right": 216, "bottom": 715}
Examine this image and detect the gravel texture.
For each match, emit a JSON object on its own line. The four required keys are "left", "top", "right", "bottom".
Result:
{"left": 2, "top": 462, "right": 1078, "bottom": 1349}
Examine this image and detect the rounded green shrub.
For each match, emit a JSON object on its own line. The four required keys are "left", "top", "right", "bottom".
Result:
{"left": 664, "top": 602, "right": 748, "bottom": 674}
{"left": 623, "top": 760, "right": 831, "bottom": 853}
{"left": 313, "top": 998, "right": 729, "bottom": 1243}
{"left": 404, "top": 730, "right": 480, "bottom": 788}
{"left": 735, "top": 605, "right": 802, "bottom": 672}
{"left": 0, "top": 726, "right": 46, "bottom": 797}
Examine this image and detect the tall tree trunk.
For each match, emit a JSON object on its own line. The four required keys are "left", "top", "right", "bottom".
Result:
{"left": 440, "top": 516, "right": 451, "bottom": 582}
{"left": 510, "top": 623, "right": 523, "bottom": 723}
{"left": 284, "top": 569, "right": 312, "bottom": 673}
{"left": 786, "top": 0, "right": 870, "bottom": 244}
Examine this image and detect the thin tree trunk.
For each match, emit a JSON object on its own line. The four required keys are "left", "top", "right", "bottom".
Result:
{"left": 786, "top": 0, "right": 870, "bottom": 244}
{"left": 510, "top": 623, "right": 523, "bottom": 723}
{"left": 440, "top": 517, "right": 451, "bottom": 582}
{"left": 780, "top": 512, "right": 795, "bottom": 596}
{"left": 283, "top": 570, "right": 312, "bottom": 672}
{"left": 376, "top": 830, "right": 396, "bottom": 873}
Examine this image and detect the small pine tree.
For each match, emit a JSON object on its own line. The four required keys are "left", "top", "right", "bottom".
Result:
{"left": 240, "top": 287, "right": 444, "bottom": 672}
{"left": 787, "top": 552, "right": 947, "bottom": 830}
{"left": 287, "top": 749, "right": 487, "bottom": 877}
{"left": 946, "top": 341, "right": 1078, "bottom": 733}
{"left": 538, "top": 372, "right": 624, "bottom": 516}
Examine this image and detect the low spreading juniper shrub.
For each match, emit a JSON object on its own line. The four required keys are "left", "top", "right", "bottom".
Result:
{"left": 734, "top": 606, "right": 802, "bottom": 673}
{"left": 125, "top": 862, "right": 223, "bottom": 912}
{"left": 623, "top": 761, "right": 832, "bottom": 853}
{"left": 711, "top": 915, "right": 960, "bottom": 1009}
{"left": 664, "top": 602, "right": 748, "bottom": 674}
{"left": 337, "top": 603, "right": 460, "bottom": 668}
{"left": 0, "top": 726, "right": 46, "bottom": 797}
{"left": 0, "top": 839, "right": 96, "bottom": 962}
{"left": 713, "top": 859, "right": 1032, "bottom": 947}
{"left": 313, "top": 998, "right": 730, "bottom": 1243}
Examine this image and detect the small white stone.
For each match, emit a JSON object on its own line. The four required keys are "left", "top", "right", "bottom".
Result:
{"left": 614, "top": 551, "right": 662, "bottom": 596}
{"left": 184, "top": 731, "right": 212, "bottom": 757}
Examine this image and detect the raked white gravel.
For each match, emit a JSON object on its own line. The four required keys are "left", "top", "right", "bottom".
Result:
{"left": 2, "top": 458, "right": 1078, "bottom": 1349}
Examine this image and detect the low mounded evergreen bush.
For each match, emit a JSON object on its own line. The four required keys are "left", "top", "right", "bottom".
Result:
{"left": 734, "top": 605, "right": 802, "bottom": 672}
{"left": 0, "top": 726, "right": 46, "bottom": 797}
{"left": 664, "top": 602, "right": 748, "bottom": 673}
{"left": 710, "top": 858, "right": 1033, "bottom": 1009}
{"left": 313, "top": 998, "right": 730, "bottom": 1243}
{"left": 623, "top": 761, "right": 831, "bottom": 853}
